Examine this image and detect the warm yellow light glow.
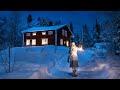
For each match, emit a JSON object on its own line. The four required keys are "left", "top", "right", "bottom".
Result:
{"left": 42, "top": 32, "right": 46, "bottom": 35}
{"left": 26, "top": 39, "right": 30, "bottom": 45}
{"left": 66, "top": 41, "right": 69, "bottom": 47}
{"left": 42, "top": 38, "right": 48, "bottom": 45}
{"left": 32, "top": 39, "right": 36, "bottom": 45}
{"left": 32, "top": 32, "right": 36, "bottom": 36}
{"left": 78, "top": 45, "right": 84, "bottom": 51}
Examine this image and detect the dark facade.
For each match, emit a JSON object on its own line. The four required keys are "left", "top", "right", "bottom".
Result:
{"left": 23, "top": 25, "right": 73, "bottom": 47}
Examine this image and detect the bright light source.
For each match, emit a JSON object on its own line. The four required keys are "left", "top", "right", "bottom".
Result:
{"left": 32, "top": 32, "right": 36, "bottom": 36}
{"left": 32, "top": 39, "right": 36, "bottom": 45}
{"left": 42, "top": 38, "right": 48, "bottom": 45}
{"left": 42, "top": 32, "right": 46, "bottom": 35}
{"left": 26, "top": 39, "right": 30, "bottom": 45}
{"left": 78, "top": 45, "right": 84, "bottom": 51}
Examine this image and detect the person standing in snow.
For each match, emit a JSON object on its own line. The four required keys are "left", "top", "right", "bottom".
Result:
{"left": 68, "top": 42, "right": 79, "bottom": 77}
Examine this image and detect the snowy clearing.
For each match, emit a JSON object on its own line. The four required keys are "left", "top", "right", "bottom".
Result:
{"left": 0, "top": 45, "right": 120, "bottom": 79}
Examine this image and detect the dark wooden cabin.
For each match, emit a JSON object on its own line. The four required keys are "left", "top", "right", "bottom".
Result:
{"left": 21, "top": 24, "right": 73, "bottom": 47}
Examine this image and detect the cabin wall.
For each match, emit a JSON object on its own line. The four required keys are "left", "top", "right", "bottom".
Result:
{"left": 23, "top": 26, "right": 72, "bottom": 47}
{"left": 57, "top": 26, "right": 71, "bottom": 47}
{"left": 24, "top": 30, "right": 55, "bottom": 46}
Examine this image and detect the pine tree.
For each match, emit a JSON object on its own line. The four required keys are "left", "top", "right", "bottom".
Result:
{"left": 94, "top": 19, "right": 102, "bottom": 43}
{"left": 82, "top": 24, "right": 92, "bottom": 48}
{"left": 27, "top": 14, "right": 32, "bottom": 27}
{"left": 0, "top": 17, "right": 7, "bottom": 50}
{"left": 100, "top": 11, "right": 120, "bottom": 55}
{"left": 48, "top": 21, "right": 53, "bottom": 26}
{"left": 54, "top": 20, "right": 61, "bottom": 25}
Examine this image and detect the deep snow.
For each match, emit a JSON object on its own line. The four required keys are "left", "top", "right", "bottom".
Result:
{"left": 0, "top": 45, "right": 120, "bottom": 79}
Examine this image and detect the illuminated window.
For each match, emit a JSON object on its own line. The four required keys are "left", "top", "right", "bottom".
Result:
{"left": 42, "top": 32, "right": 46, "bottom": 35}
{"left": 26, "top": 33, "right": 30, "bottom": 36}
{"left": 32, "top": 32, "right": 36, "bottom": 36}
{"left": 60, "top": 39, "right": 63, "bottom": 45}
{"left": 48, "top": 31, "right": 53, "bottom": 35}
{"left": 32, "top": 39, "right": 36, "bottom": 45}
{"left": 66, "top": 41, "right": 69, "bottom": 47}
{"left": 26, "top": 39, "right": 30, "bottom": 45}
{"left": 42, "top": 38, "right": 48, "bottom": 45}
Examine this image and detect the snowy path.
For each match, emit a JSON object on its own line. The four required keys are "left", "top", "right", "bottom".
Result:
{"left": 47, "top": 48, "right": 110, "bottom": 79}
{"left": 0, "top": 46, "right": 118, "bottom": 79}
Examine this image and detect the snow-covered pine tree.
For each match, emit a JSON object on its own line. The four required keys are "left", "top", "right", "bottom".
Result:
{"left": 93, "top": 19, "right": 103, "bottom": 43}
{"left": 48, "top": 21, "right": 53, "bottom": 26}
{"left": 6, "top": 11, "right": 21, "bottom": 47}
{"left": 100, "top": 20, "right": 111, "bottom": 42}
{"left": 82, "top": 24, "right": 92, "bottom": 48}
{"left": 37, "top": 17, "right": 49, "bottom": 27}
{"left": 0, "top": 16, "right": 7, "bottom": 50}
{"left": 27, "top": 14, "right": 33, "bottom": 27}
{"left": 54, "top": 20, "right": 61, "bottom": 25}
{"left": 37, "top": 17, "right": 61, "bottom": 27}
{"left": 100, "top": 11, "right": 120, "bottom": 55}
{"left": 0, "top": 11, "right": 21, "bottom": 73}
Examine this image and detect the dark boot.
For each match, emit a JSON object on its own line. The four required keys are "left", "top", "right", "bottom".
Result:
{"left": 72, "top": 70, "right": 77, "bottom": 77}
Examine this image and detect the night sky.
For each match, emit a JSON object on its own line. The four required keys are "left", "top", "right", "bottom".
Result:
{"left": 0, "top": 11, "right": 108, "bottom": 32}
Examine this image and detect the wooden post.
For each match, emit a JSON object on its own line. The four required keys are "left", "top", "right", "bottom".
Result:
{"left": 8, "top": 46, "right": 11, "bottom": 72}
{"left": 55, "top": 30, "right": 57, "bottom": 53}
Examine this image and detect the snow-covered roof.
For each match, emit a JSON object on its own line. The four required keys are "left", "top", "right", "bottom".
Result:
{"left": 22, "top": 24, "right": 67, "bottom": 33}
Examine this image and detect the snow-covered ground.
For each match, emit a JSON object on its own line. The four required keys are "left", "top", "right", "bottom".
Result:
{"left": 0, "top": 45, "right": 120, "bottom": 79}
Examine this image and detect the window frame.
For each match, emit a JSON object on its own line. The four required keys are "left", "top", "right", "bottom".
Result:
{"left": 32, "top": 32, "right": 36, "bottom": 36}
{"left": 62, "top": 29, "right": 64, "bottom": 36}
{"left": 26, "top": 39, "right": 30, "bottom": 46}
{"left": 48, "top": 31, "right": 53, "bottom": 35}
{"left": 64, "top": 41, "right": 66, "bottom": 44}
{"left": 42, "top": 32, "right": 46, "bottom": 35}
{"left": 65, "top": 30, "right": 67, "bottom": 37}
{"left": 60, "top": 38, "right": 63, "bottom": 45}
{"left": 26, "top": 33, "right": 31, "bottom": 36}
{"left": 41, "top": 38, "right": 48, "bottom": 45}
{"left": 32, "top": 39, "right": 36, "bottom": 45}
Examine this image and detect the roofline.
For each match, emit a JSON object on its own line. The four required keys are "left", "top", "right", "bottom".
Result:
{"left": 21, "top": 24, "right": 67, "bottom": 33}
{"left": 21, "top": 24, "right": 74, "bottom": 37}
{"left": 65, "top": 25, "right": 74, "bottom": 37}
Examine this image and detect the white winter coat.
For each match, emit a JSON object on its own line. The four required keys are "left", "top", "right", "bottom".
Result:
{"left": 69, "top": 45, "right": 78, "bottom": 62}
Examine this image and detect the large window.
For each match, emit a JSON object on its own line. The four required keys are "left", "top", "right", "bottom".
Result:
{"left": 48, "top": 31, "right": 53, "bottom": 35}
{"left": 32, "top": 32, "right": 36, "bottom": 36}
{"left": 60, "top": 39, "right": 63, "bottom": 45}
{"left": 26, "top": 39, "right": 30, "bottom": 45}
{"left": 32, "top": 39, "right": 36, "bottom": 45}
{"left": 26, "top": 33, "right": 30, "bottom": 36}
{"left": 42, "top": 32, "right": 46, "bottom": 35}
{"left": 42, "top": 38, "right": 48, "bottom": 45}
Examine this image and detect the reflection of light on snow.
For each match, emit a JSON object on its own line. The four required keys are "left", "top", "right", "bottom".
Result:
{"left": 77, "top": 68, "right": 83, "bottom": 71}
{"left": 107, "top": 70, "right": 116, "bottom": 79}
{"left": 91, "top": 63, "right": 109, "bottom": 71}
{"left": 107, "top": 67, "right": 119, "bottom": 79}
